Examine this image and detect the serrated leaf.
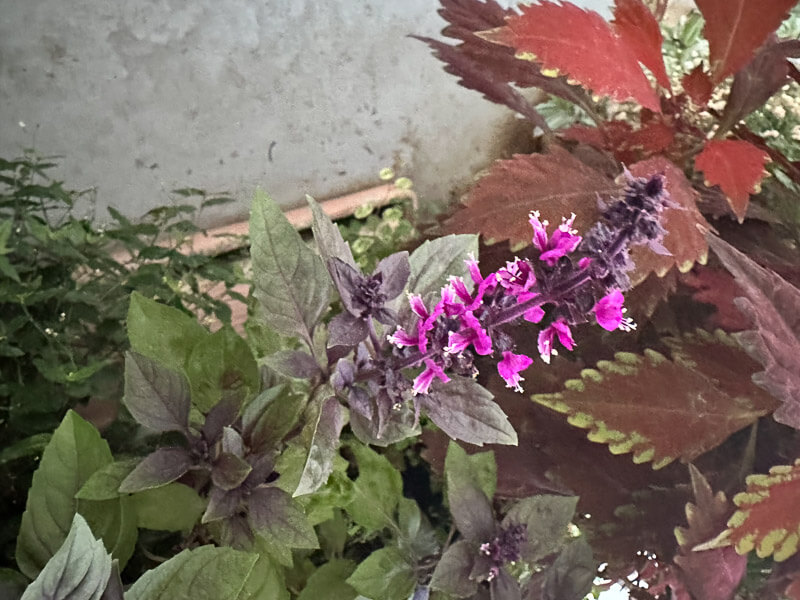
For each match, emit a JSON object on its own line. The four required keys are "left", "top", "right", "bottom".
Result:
{"left": 443, "top": 147, "right": 617, "bottom": 248}
{"left": 674, "top": 465, "right": 746, "bottom": 600}
{"left": 185, "top": 326, "right": 259, "bottom": 413}
{"left": 250, "top": 189, "right": 330, "bottom": 342}
{"left": 484, "top": 1, "right": 660, "bottom": 110}
{"left": 127, "top": 292, "right": 207, "bottom": 374}
{"left": 20, "top": 514, "right": 111, "bottom": 600}
{"left": 707, "top": 234, "right": 800, "bottom": 429}
{"left": 696, "top": 0, "right": 797, "bottom": 84}
{"left": 16, "top": 411, "right": 114, "bottom": 579}
{"left": 533, "top": 333, "right": 777, "bottom": 469}
{"left": 429, "top": 540, "right": 478, "bottom": 598}
{"left": 294, "top": 395, "right": 347, "bottom": 497}
{"left": 612, "top": 0, "right": 670, "bottom": 90}
{"left": 346, "top": 547, "right": 416, "bottom": 600}
{"left": 131, "top": 483, "right": 205, "bottom": 531}
{"left": 123, "top": 352, "right": 190, "bottom": 435}
{"left": 125, "top": 546, "right": 259, "bottom": 600}
{"left": 345, "top": 444, "right": 403, "bottom": 532}
{"left": 421, "top": 377, "right": 517, "bottom": 447}
{"left": 724, "top": 459, "right": 800, "bottom": 561}
{"left": 628, "top": 157, "right": 709, "bottom": 284}
{"left": 503, "top": 495, "right": 578, "bottom": 562}
{"left": 118, "top": 447, "right": 193, "bottom": 493}
{"left": 695, "top": 139, "right": 770, "bottom": 221}
{"left": 297, "top": 559, "right": 358, "bottom": 600}
{"left": 682, "top": 65, "right": 713, "bottom": 106}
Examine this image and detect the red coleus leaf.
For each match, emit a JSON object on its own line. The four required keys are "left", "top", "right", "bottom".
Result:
{"left": 674, "top": 465, "right": 747, "bottom": 600}
{"left": 695, "top": 139, "right": 770, "bottom": 222}
{"left": 442, "top": 146, "right": 618, "bottom": 247}
{"left": 681, "top": 266, "right": 751, "bottom": 332}
{"left": 482, "top": 1, "right": 661, "bottom": 111}
{"left": 695, "top": 0, "right": 798, "bottom": 84}
{"left": 681, "top": 65, "right": 714, "bottom": 107}
{"left": 562, "top": 119, "right": 675, "bottom": 164}
{"left": 612, "top": 0, "right": 671, "bottom": 90}
{"left": 707, "top": 234, "right": 800, "bottom": 430}
{"left": 722, "top": 460, "right": 800, "bottom": 561}
{"left": 628, "top": 157, "right": 709, "bottom": 285}
{"left": 532, "top": 329, "right": 777, "bottom": 470}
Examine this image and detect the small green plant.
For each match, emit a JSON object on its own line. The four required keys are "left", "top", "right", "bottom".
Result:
{"left": 0, "top": 151, "right": 243, "bottom": 565}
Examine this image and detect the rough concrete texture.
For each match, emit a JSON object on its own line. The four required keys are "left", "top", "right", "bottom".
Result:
{"left": 0, "top": 0, "right": 611, "bottom": 227}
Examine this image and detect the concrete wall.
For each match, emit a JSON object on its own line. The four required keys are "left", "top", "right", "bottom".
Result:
{"left": 0, "top": 0, "right": 610, "bottom": 227}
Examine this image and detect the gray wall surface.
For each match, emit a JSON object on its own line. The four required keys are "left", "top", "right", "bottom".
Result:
{"left": 0, "top": 0, "right": 610, "bottom": 226}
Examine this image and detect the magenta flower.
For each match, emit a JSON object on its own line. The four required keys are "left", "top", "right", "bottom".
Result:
{"left": 593, "top": 290, "right": 625, "bottom": 331}
{"left": 495, "top": 259, "right": 535, "bottom": 295}
{"left": 515, "top": 291, "right": 545, "bottom": 324}
{"left": 529, "top": 211, "right": 582, "bottom": 266}
{"left": 446, "top": 311, "right": 493, "bottom": 356}
{"left": 387, "top": 293, "right": 444, "bottom": 352}
{"left": 413, "top": 358, "right": 450, "bottom": 395}
{"left": 537, "top": 319, "right": 575, "bottom": 364}
{"left": 497, "top": 351, "right": 533, "bottom": 392}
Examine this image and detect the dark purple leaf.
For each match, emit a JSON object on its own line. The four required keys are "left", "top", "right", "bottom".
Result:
{"left": 242, "top": 386, "right": 306, "bottom": 453}
{"left": 707, "top": 234, "right": 800, "bottom": 429}
{"left": 101, "top": 561, "right": 124, "bottom": 600}
{"left": 118, "top": 447, "right": 192, "bottom": 493}
{"left": 541, "top": 537, "right": 595, "bottom": 600}
{"left": 221, "top": 426, "right": 245, "bottom": 457}
{"left": 328, "top": 312, "right": 369, "bottom": 347}
{"left": 374, "top": 251, "right": 411, "bottom": 301}
{"left": 247, "top": 486, "right": 318, "bottom": 553}
{"left": 422, "top": 377, "right": 517, "bottom": 446}
{"left": 201, "top": 396, "right": 240, "bottom": 444}
{"left": 201, "top": 487, "right": 242, "bottom": 523}
{"left": 329, "top": 258, "right": 364, "bottom": 316}
{"left": 294, "top": 395, "right": 347, "bottom": 496}
{"left": 719, "top": 38, "right": 800, "bottom": 134}
{"left": 503, "top": 495, "right": 578, "bottom": 562}
{"left": 309, "top": 195, "right": 356, "bottom": 269}
{"left": 445, "top": 450, "right": 497, "bottom": 543}
{"left": 491, "top": 569, "right": 521, "bottom": 600}
{"left": 212, "top": 452, "right": 253, "bottom": 491}
{"left": 430, "top": 540, "right": 479, "bottom": 598}
{"left": 123, "top": 352, "right": 190, "bottom": 435}
{"left": 263, "top": 349, "right": 321, "bottom": 380}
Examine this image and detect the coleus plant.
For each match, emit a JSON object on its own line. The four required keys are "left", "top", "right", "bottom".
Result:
{"left": 9, "top": 169, "right": 670, "bottom": 599}
{"left": 417, "top": 0, "right": 800, "bottom": 598}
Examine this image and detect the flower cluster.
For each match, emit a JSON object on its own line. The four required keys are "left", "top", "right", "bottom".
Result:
{"left": 478, "top": 523, "right": 528, "bottom": 582}
{"left": 387, "top": 172, "right": 669, "bottom": 395}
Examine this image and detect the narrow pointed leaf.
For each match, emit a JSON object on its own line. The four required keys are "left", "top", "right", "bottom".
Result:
{"left": 612, "top": 0, "right": 671, "bottom": 90}
{"left": 250, "top": 189, "right": 330, "bottom": 341}
{"left": 308, "top": 195, "right": 356, "bottom": 269}
{"left": 118, "top": 447, "right": 193, "bottom": 493}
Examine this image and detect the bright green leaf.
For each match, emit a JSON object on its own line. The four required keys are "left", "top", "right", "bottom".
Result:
{"left": 346, "top": 547, "right": 416, "bottom": 600}
{"left": 297, "top": 559, "right": 357, "bottom": 600}
{"left": 130, "top": 483, "right": 205, "bottom": 531}
{"left": 75, "top": 460, "right": 138, "bottom": 501}
{"left": 345, "top": 444, "right": 403, "bottom": 532}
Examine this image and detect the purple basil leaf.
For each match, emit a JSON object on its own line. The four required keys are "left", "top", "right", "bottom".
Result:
{"left": 263, "top": 349, "right": 322, "bottom": 380}
{"left": 221, "top": 427, "right": 245, "bottom": 458}
{"left": 329, "top": 258, "right": 364, "bottom": 316}
{"left": 349, "top": 399, "right": 420, "bottom": 447}
{"left": 247, "top": 486, "right": 318, "bottom": 555}
{"left": 502, "top": 496, "right": 578, "bottom": 563}
{"left": 212, "top": 452, "right": 253, "bottom": 491}
{"left": 374, "top": 251, "right": 411, "bottom": 301}
{"left": 101, "top": 560, "right": 124, "bottom": 600}
{"left": 491, "top": 569, "right": 521, "bottom": 600}
{"left": 118, "top": 447, "right": 193, "bottom": 493}
{"left": 242, "top": 387, "right": 306, "bottom": 453}
{"left": 309, "top": 195, "right": 357, "bottom": 269}
{"left": 123, "top": 351, "right": 190, "bottom": 435}
{"left": 243, "top": 452, "right": 277, "bottom": 488}
{"left": 201, "top": 396, "right": 240, "bottom": 444}
{"left": 294, "top": 395, "right": 347, "bottom": 496}
{"left": 707, "top": 234, "right": 800, "bottom": 428}
{"left": 541, "top": 537, "right": 595, "bottom": 600}
{"left": 448, "top": 478, "right": 497, "bottom": 544}
{"left": 201, "top": 487, "right": 242, "bottom": 523}
{"left": 429, "top": 540, "right": 479, "bottom": 598}
{"left": 422, "top": 377, "right": 518, "bottom": 446}
{"left": 328, "top": 312, "right": 369, "bottom": 347}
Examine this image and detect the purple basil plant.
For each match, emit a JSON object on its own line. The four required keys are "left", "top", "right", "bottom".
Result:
{"left": 326, "top": 171, "right": 670, "bottom": 446}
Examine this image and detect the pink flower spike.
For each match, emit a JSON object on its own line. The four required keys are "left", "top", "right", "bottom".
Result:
{"left": 517, "top": 291, "right": 545, "bottom": 323}
{"left": 529, "top": 210, "right": 550, "bottom": 252}
{"left": 387, "top": 327, "right": 418, "bottom": 348}
{"left": 440, "top": 284, "right": 464, "bottom": 317}
{"left": 498, "top": 351, "right": 533, "bottom": 392}
{"left": 593, "top": 290, "right": 625, "bottom": 331}
{"left": 465, "top": 254, "right": 483, "bottom": 285}
{"left": 408, "top": 294, "right": 429, "bottom": 319}
{"left": 530, "top": 211, "right": 582, "bottom": 266}
{"left": 537, "top": 319, "right": 574, "bottom": 364}
{"left": 413, "top": 359, "right": 450, "bottom": 395}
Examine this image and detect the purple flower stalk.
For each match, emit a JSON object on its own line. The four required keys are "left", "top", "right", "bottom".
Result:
{"left": 386, "top": 172, "right": 670, "bottom": 395}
